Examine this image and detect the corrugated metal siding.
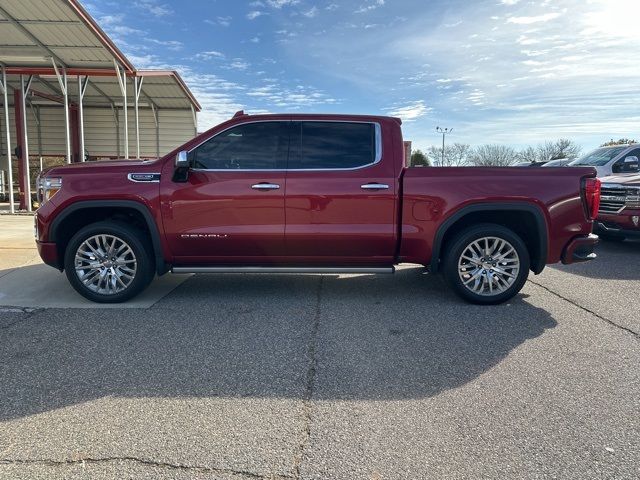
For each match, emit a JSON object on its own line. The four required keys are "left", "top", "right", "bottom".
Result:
{"left": 0, "top": 103, "right": 195, "bottom": 160}
{"left": 159, "top": 109, "right": 195, "bottom": 154}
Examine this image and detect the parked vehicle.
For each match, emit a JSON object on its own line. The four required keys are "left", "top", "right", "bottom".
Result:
{"left": 35, "top": 112, "right": 600, "bottom": 305}
{"left": 542, "top": 158, "right": 573, "bottom": 167}
{"left": 596, "top": 173, "right": 640, "bottom": 241}
{"left": 569, "top": 144, "right": 640, "bottom": 177}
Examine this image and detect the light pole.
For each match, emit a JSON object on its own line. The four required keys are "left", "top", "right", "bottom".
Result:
{"left": 436, "top": 126, "right": 452, "bottom": 166}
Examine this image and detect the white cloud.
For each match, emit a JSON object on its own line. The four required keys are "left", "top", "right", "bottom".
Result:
{"left": 134, "top": 0, "right": 172, "bottom": 17}
{"left": 501, "top": 0, "right": 520, "bottom": 5}
{"left": 247, "top": 10, "right": 265, "bottom": 20}
{"left": 355, "top": 0, "right": 385, "bottom": 14}
{"left": 303, "top": 6, "right": 319, "bottom": 18}
{"left": 385, "top": 100, "right": 431, "bottom": 121}
{"left": 193, "top": 50, "right": 225, "bottom": 61}
{"left": 507, "top": 13, "right": 562, "bottom": 24}
{"left": 266, "top": 0, "right": 300, "bottom": 8}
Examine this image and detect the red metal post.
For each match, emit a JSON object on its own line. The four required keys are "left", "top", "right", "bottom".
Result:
{"left": 70, "top": 105, "right": 80, "bottom": 162}
{"left": 13, "top": 89, "right": 26, "bottom": 210}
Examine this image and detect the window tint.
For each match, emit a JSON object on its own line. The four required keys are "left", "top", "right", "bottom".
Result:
{"left": 289, "top": 122, "right": 377, "bottom": 169}
{"left": 189, "top": 122, "right": 289, "bottom": 170}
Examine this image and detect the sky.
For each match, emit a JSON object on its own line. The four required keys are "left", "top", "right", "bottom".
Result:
{"left": 83, "top": 0, "right": 640, "bottom": 153}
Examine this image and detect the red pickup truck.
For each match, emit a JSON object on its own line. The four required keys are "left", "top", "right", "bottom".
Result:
{"left": 35, "top": 112, "right": 600, "bottom": 304}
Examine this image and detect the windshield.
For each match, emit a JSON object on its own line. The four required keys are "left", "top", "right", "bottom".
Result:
{"left": 570, "top": 147, "right": 627, "bottom": 167}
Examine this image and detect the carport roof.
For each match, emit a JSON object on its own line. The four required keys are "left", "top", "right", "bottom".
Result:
{"left": 0, "top": 0, "right": 201, "bottom": 111}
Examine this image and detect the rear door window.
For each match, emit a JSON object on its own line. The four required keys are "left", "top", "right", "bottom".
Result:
{"left": 289, "top": 121, "right": 378, "bottom": 170}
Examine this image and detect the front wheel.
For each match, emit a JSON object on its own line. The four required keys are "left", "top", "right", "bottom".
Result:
{"left": 442, "top": 224, "right": 530, "bottom": 305}
{"left": 64, "top": 221, "right": 155, "bottom": 303}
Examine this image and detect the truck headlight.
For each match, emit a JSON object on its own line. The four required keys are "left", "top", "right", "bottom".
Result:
{"left": 37, "top": 177, "right": 62, "bottom": 204}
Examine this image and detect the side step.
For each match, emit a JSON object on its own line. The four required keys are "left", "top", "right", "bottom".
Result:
{"left": 172, "top": 266, "right": 395, "bottom": 274}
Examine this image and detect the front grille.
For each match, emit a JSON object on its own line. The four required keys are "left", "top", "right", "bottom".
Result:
{"left": 599, "top": 185, "right": 626, "bottom": 214}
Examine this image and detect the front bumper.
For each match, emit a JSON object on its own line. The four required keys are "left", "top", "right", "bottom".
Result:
{"left": 37, "top": 241, "right": 62, "bottom": 270}
{"left": 561, "top": 234, "right": 599, "bottom": 264}
{"left": 595, "top": 214, "right": 640, "bottom": 238}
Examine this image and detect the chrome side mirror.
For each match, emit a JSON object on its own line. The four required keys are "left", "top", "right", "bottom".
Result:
{"left": 173, "top": 150, "right": 190, "bottom": 182}
{"left": 175, "top": 150, "right": 189, "bottom": 168}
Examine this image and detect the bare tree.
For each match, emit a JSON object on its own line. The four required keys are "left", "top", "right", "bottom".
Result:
{"left": 601, "top": 138, "right": 638, "bottom": 146}
{"left": 427, "top": 143, "right": 471, "bottom": 166}
{"left": 469, "top": 144, "right": 518, "bottom": 166}
{"left": 517, "top": 146, "right": 539, "bottom": 164}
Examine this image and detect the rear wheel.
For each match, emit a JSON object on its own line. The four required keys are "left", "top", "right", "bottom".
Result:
{"left": 442, "top": 224, "right": 530, "bottom": 305}
{"left": 64, "top": 221, "right": 155, "bottom": 303}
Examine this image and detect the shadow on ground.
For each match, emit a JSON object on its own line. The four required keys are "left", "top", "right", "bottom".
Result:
{"left": 550, "top": 238, "right": 640, "bottom": 280}
{"left": 0, "top": 266, "right": 556, "bottom": 420}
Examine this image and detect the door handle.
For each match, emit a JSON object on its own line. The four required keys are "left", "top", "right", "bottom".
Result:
{"left": 361, "top": 183, "right": 390, "bottom": 190}
{"left": 251, "top": 183, "right": 280, "bottom": 190}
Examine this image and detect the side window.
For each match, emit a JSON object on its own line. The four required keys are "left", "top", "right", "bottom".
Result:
{"left": 289, "top": 121, "right": 378, "bottom": 169}
{"left": 188, "top": 122, "right": 289, "bottom": 170}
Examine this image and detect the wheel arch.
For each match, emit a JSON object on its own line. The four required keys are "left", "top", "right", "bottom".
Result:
{"left": 430, "top": 202, "right": 548, "bottom": 275}
{"left": 49, "top": 200, "right": 168, "bottom": 275}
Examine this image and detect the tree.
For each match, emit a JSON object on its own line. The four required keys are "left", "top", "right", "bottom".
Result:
{"left": 427, "top": 142, "right": 471, "bottom": 166}
{"left": 601, "top": 138, "right": 638, "bottom": 147}
{"left": 410, "top": 149, "right": 431, "bottom": 167}
{"left": 518, "top": 139, "right": 581, "bottom": 164}
{"left": 469, "top": 144, "right": 518, "bottom": 166}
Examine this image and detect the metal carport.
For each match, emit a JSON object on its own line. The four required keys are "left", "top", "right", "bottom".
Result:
{"left": 0, "top": 0, "right": 201, "bottom": 212}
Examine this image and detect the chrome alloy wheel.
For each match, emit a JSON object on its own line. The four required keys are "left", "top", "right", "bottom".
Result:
{"left": 74, "top": 234, "right": 137, "bottom": 295}
{"left": 457, "top": 236, "right": 520, "bottom": 296}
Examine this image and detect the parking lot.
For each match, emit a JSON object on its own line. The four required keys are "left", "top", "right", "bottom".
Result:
{"left": 0, "top": 215, "right": 638, "bottom": 479}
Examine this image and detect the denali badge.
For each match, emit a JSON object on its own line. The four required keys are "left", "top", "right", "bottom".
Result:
{"left": 128, "top": 173, "right": 161, "bottom": 182}
{"left": 180, "top": 234, "right": 229, "bottom": 239}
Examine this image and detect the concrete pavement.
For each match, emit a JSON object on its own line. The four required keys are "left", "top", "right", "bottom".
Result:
{"left": 0, "top": 215, "right": 638, "bottom": 479}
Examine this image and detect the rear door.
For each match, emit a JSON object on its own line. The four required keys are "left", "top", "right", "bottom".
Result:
{"left": 161, "top": 121, "right": 289, "bottom": 263}
{"left": 284, "top": 120, "right": 397, "bottom": 265}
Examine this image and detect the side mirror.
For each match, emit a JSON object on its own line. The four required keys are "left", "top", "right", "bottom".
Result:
{"left": 175, "top": 150, "right": 189, "bottom": 168}
{"left": 624, "top": 155, "right": 639, "bottom": 172}
{"left": 173, "top": 150, "right": 190, "bottom": 182}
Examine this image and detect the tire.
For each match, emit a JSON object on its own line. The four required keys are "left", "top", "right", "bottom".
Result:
{"left": 442, "top": 223, "right": 530, "bottom": 305}
{"left": 64, "top": 221, "right": 155, "bottom": 303}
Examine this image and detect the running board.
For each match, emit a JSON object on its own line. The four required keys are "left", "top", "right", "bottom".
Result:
{"left": 172, "top": 266, "right": 395, "bottom": 274}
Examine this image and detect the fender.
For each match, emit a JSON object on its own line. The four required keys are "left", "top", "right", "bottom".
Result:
{"left": 429, "top": 202, "right": 548, "bottom": 275}
{"left": 49, "top": 200, "right": 168, "bottom": 275}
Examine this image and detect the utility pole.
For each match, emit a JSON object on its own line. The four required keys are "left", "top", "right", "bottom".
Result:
{"left": 436, "top": 126, "right": 452, "bottom": 166}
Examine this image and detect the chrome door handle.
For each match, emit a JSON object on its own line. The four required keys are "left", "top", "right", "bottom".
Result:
{"left": 361, "top": 183, "right": 390, "bottom": 190}
{"left": 251, "top": 183, "right": 280, "bottom": 190}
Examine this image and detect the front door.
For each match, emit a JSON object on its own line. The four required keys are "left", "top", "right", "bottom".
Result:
{"left": 284, "top": 120, "right": 397, "bottom": 265}
{"left": 161, "top": 121, "right": 290, "bottom": 264}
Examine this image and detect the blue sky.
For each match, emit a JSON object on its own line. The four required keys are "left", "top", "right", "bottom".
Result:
{"left": 84, "top": 0, "right": 640, "bottom": 153}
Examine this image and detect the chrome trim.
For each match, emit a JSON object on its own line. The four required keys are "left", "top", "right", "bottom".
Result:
{"left": 361, "top": 183, "right": 389, "bottom": 190}
{"left": 172, "top": 266, "right": 395, "bottom": 274}
{"left": 127, "top": 173, "right": 161, "bottom": 183}
{"left": 189, "top": 119, "right": 383, "bottom": 173}
{"left": 251, "top": 183, "right": 280, "bottom": 190}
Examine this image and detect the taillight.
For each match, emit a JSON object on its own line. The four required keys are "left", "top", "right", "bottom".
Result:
{"left": 583, "top": 177, "right": 601, "bottom": 220}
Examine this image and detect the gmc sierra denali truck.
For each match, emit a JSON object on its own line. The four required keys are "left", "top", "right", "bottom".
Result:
{"left": 596, "top": 173, "right": 640, "bottom": 241}
{"left": 35, "top": 112, "right": 600, "bottom": 305}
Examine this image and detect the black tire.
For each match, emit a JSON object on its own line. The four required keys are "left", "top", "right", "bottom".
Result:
{"left": 442, "top": 223, "right": 530, "bottom": 305}
{"left": 64, "top": 221, "right": 155, "bottom": 303}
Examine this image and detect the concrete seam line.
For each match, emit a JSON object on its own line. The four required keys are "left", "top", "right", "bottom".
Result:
{"left": 527, "top": 279, "right": 640, "bottom": 339}
{"left": 293, "top": 275, "right": 323, "bottom": 479}
{"left": 0, "top": 457, "right": 293, "bottom": 479}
